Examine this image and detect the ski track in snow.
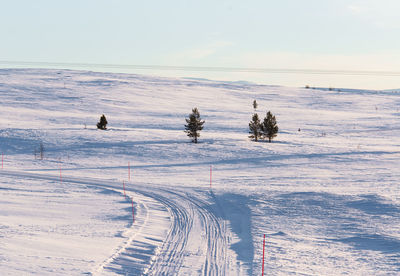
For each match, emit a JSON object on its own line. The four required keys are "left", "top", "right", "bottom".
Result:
{"left": 0, "top": 169, "right": 236, "bottom": 275}
{"left": 1, "top": 69, "right": 400, "bottom": 275}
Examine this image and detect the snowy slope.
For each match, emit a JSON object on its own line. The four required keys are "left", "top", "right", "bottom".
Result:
{"left": 0, "top": 68, "right": 399, "bottom": 275}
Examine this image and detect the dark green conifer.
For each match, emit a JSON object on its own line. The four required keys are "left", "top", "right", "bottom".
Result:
{"left": 261, "top": 111, "right": 278, "bottom": 142}
{"left": 253, "top": 99, "right": 258, "bottom": 111}
{"left": 184, "top": 108, "right": 205, "bottom": 143}
{"left": 249, "top": 113, "right": 262, "bottom": 142}
{"left": 97, "top": 114, "right": 108, "bottom": 130}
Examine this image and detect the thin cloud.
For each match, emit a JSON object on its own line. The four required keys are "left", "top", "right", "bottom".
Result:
{"left": 347, "top": 4, "right": 366, "bottom": 14}
{"left": 346, "top": 1, "right": 400, "bottom": 29}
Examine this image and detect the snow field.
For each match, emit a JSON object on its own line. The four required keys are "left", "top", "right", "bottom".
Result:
{"left": 0, "top": 174, "right": 132, "bottom": 275}
{"left": 0, "top": 68, "right": 400, "bottom": 275}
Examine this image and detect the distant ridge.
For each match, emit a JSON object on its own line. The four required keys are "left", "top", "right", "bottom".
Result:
{"left": 305, "top": 86, "right": 400, "bottom": 94}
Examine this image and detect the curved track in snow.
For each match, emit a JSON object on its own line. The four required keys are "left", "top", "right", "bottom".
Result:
{"left": 142, "top": 188, "right": 231, "bottom": 275}
{"left": 0, "top": 169, "right": 236, "bottom": 275}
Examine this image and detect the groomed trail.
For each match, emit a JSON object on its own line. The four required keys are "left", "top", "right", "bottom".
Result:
{"left": 0, "top": 169, "right": 239, "bottom": 275}
{"left": 3, "top": 69, "right": 400, "bottom": 275}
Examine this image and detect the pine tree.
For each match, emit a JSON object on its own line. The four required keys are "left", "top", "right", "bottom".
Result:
{"left": 97, "top": 114, "right": 108, "bottom": 130}
{"left": 261, "top": 111, "right": 278, "bottom": 142}
{"left": 249, "top": 113, "right": 262, "bottom": 142}
{"left": 253, "top": 100, "right": 258, "bottom": 111}
{"left": 184, "top": 108, "right": 205, "bottom": 143}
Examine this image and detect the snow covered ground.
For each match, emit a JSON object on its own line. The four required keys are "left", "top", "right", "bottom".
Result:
{"left": 0, "top": 68, "right": 399, "bottom": 275}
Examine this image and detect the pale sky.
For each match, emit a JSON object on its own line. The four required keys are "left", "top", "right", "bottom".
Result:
{"left": 1, "top": 0, "right": 400, "bottom": 89}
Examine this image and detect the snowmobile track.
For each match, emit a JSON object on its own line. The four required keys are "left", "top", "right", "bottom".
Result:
{"left": 0, "top": 170, "right": 232, "bottom": 275}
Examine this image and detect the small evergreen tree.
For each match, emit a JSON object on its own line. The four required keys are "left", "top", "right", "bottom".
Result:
{"left": 261, "top": 111, "right": 278, "bottom": 142}
{"left": 39, "top": 142, "right": 45, "bottom": 160}
{"left": 184, "top": 108, "right": 205, "bottom": 143}
{"left": 249, "top": 113, "right": 262, "bottom": 141}
{"left": 97, "top": 114, "right": 108, "bottom": 130}
{"left": 253, "top": 100, "right": 258, "bottom": 111}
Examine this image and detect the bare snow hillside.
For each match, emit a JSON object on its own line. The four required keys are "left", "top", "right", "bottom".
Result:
{"left": 1, "top": 69, "right": 399, "bottom": 275}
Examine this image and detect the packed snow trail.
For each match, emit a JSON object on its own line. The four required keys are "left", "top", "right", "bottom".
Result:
{"left": 143, "top": 188, "right": 232, "bottom": 275}
{"left": 2, "top": 69, "right": 400, "bottom": 275}
{"left": 94, "top": 192, "right": 170, "bottom": 275}
{"left": 0, "top": 169, "right": 240, "bottom": 275}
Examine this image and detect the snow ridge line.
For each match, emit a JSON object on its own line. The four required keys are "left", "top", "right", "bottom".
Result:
{"left": 0, "top": 170, "right": 178, "bottom": 274}
{"left": 92, "top": 194, "right": 150, "bottom": 275}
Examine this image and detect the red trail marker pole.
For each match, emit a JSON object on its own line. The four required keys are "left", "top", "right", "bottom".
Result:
{"left": 131, "top": 199, "right": 135, "bottom": 223}
{"left": 262, "top": 234, "right": 266, "bottom": 276}
{"left": 123, "top": 180, "right": 126, "bottom": 199}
